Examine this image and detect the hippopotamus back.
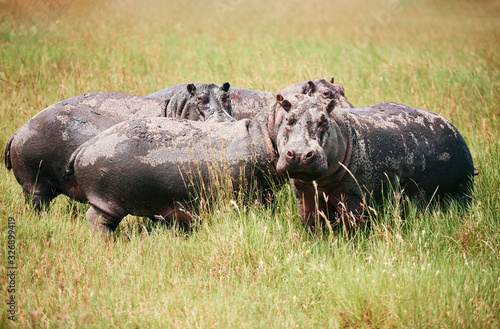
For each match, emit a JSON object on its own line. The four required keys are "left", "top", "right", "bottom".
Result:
{"left": 342, "top": 103, "right": 475, "bottom": 203}
{"left": 227, "top": 88, "right": 276, "bottom": 120}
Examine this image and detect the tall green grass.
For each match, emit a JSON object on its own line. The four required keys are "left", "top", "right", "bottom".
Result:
{"left": 1, "top": 0, "right": 499, "bottom": 327}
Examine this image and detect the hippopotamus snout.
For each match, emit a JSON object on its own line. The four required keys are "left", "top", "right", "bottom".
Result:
{"left": 277, "top": 140, "right": 328, "bottom": 179}
{"left": 284, "top": 146, "right": 318, "bottom": 166}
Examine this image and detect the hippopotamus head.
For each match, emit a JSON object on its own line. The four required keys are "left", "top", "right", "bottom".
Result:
{"left": 166, "top": 82, "right": 235, "bottom": 122}
{"left": 275, "top": 94, "right": 348, "bottom": 181}
{"left": 278, "top": 78, "right": 354, "bottom": 109}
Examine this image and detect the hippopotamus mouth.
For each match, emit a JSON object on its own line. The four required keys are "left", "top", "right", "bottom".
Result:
{"left": 276, "top": 152, "right": 330, "bottom": 181}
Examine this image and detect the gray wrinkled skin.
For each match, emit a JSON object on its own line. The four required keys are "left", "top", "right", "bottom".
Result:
{"left": 276, "top": 96, "right": 475, "bottom": 228}
{"left": 5, "top": 92, "right": 167, "bottom": 209}
{"left": 228, "top": 88, "right": 276, "bottom": 120}
{"left": 69, "top": 104, "right": 285, "bottom": 238}
{"left": 149, "top": 84, "right": 274, "bottom": 121}
{"left": 278, "top": 78, "right": 354, "bottom": 109}
{"left": 146, "top": 83, "right": 189, "bottom": 101}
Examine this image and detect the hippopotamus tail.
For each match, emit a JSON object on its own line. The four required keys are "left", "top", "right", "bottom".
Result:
{"left": 64, "top": 144, "right": 85, "bottom": 179}
{"left": 4, "top": 132, "right": 16, "bottom": 170}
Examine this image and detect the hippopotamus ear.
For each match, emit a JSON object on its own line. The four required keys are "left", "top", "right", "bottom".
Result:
{"left": 326, "top": 99, "right": 337, "bottom": 114}
{"left": 276, "top": 94, "right": 291, "bottom": 111}
{"left": 330, "top": 77, "right": 335, "bottom": 84}
{"left": 305, "top": 81, "right": 315, "bottom": 96}
{"left": 187, "top": 83, "right": 196, "bottom": 95}
{"left": 221, "top": 82, "right": 230, "bottom": 92}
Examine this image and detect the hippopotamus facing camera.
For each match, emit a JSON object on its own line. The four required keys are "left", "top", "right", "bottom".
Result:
{"left": 164, "top": 82, "right": 234, "bottom": 122}
{"left": 148, "top": 77, "right": 354, "bottom": 120}
{"left": 275, "top": 94, "right": 475, "bottom": 229}
{"left": 278, "top": 77, "right": 354, "bottom": 109}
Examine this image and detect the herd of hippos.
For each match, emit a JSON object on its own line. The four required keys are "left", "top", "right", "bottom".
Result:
{"left": 4, "top": 78, "right": 477, "bottom": 238}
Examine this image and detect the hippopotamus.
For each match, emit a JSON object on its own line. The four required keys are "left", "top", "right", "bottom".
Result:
{"left": 148, "top": 77, "right": 354, "bottom": 120}
{"left": 66, "top": 98, "right": 288, "bottom": 238}
{"left": 148, "top": 82, "right": 234, "bottom": 121}
{"left": 5, "top": 84, "right": 234, "bottom": 209}
{"left": 275, "top": 95, "right": 475, "bottom": 229}
{"left": 148, "top": 83, "right": 273, "bottom": 120}
{"left": 278, "top": 77, "right": 354, "bottom": 109}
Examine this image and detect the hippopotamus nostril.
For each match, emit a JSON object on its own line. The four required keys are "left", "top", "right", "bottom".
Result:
{"left": 286, "top": 150, "right": 295, "bottom": 159}
{"left": 305, "top": 151, "right": 314, "bottom": 159}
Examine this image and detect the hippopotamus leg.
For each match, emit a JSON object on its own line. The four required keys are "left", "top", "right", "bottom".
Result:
{"left": 332, "top": 193, "right": 365, "bottom": 228}
{"left": 86, "top": 206, "right": 123, "bottom": 239}
{"left": 293, "top": 180, "right": 367, "bottom": 231}
{"left": 292, "top": 182, "right": 320, "bottom": 229}
{"left": 87, "top": 204, "right": 193, "bottom": 239}
{"left": 22, "top": 182, "right": 59, "bottom": 211}
{"left": 448, "top": 182, "right": 473, "bottom": 209}
{"left": 150, "top": 209, "right": 193, "bottom": 226}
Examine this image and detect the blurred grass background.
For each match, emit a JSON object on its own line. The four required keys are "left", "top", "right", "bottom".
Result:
{"left": 1, "top": 0, "right": 499, "bottom": 327}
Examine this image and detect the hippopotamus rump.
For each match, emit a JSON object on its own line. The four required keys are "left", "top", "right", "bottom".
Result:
{"left": 278, "top": 77, "right": 354, "bottom": 109}
{"left": 275, "top": 95, "right": 475, "bottom": 228}
{"left": 4, "top": 93, "right": 167, "bottom": 208}
{"left": 68, "top": 107, "right": 284, "bottom": 237}
{"left": 5, "top": 86, "right": 234, "bottom": 209}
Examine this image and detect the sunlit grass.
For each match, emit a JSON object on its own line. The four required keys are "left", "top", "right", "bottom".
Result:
{"left": 1, "top": 0, "right": 499, "bottom": 327}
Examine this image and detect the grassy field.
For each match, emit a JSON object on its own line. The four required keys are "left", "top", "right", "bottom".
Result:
{"left": 1, "top": 0, "right": 499, "bottom": 327}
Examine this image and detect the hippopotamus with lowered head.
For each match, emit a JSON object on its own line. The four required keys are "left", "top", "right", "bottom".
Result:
{"left": 66, "top": 96, "right": 290, "bottom": 238}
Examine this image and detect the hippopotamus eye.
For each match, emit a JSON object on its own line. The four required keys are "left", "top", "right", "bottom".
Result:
{"left": 285, "top": 116, "right": 296, "bottom": 133}
{"left": 197, "top": 96, "right": 208, "bottom": 104}
{"left": 323, "top": 90, "right": 332, "bottom": 98}
{"left": 318, "top": 116, "right": 328, "bottom": 130}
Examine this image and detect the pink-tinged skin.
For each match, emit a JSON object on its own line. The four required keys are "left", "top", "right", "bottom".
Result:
{"left": 275, "top": 95, "right": 475, "bottom": 230}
